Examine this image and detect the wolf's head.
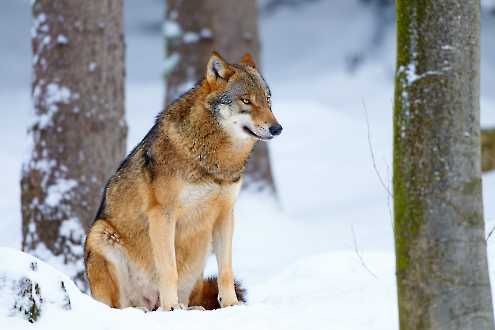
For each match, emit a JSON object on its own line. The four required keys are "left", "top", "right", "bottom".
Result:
{"left": 204, "top": 52, "right": 282, "bottom": 141}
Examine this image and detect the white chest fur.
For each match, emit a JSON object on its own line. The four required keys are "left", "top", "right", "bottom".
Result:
{"left": 175, "top": 181, "right": 241, "bottom": 237}
{"left": 179, "top": 182, "right": 220, "bottom": 207}
{"left": 178, "top": 181, "right": 241, "bottom": 208}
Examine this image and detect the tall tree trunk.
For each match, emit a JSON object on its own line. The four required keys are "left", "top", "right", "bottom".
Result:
{"left": 393, "top": 1, "right": 494, "bottom": 329}
{"left": 22, "top": 0, "right": 127, "bottom": 290}
{"left": 164, "top": 0, "right": 276, "bottom": 192}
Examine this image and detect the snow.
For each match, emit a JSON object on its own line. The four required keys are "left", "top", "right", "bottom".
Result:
{"left": 0, "top": 248, "right": 397, "bottom": 330}
{"left": 44, "top": 83, "right": 72, "bottom": 106}
{"left": 163, "top": 20, "right": 181, "bottom": 38}
{"left": 19, "top": 240, "right": 84, "bottom": 287}
{"left": 1, "top": 0, "right": 495, "bottom": 329}
{"left": 182, "top": 28, "right": 213, "bottom": 44}
{"left": 163, "top": 52, "right": 180, "bottom": 76}
{"left": 199, "top": 28, "right": 212, "bottom": 39}
{"left": 182, "top": 32, "right": 200, "bottom": 43}
{"left": 45, "top": 178, "right": 77, "bottom": 208}
{"left": 56, "top": 34, "right": 69, "bottom": 45}
{"left": 88, "top": 62, "right": 97, "bottom": 72}
{"left": 0, "top": 248, "right": 80, "bottom": 325}
{"left": 31, "top": 13, "right": 47, "bottom": 37}
{"left": 35, "top": 83, "right": 73, "bottom": 129}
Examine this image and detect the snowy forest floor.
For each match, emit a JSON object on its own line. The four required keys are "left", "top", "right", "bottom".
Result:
{"left": 2, "top": 1, "right": 495, "bottom": 329}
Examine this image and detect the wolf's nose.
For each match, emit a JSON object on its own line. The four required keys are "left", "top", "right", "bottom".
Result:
{"left": 269, "top": 124, "right": 283, "bottom": 136}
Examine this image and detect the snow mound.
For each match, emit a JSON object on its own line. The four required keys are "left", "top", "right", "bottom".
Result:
{"left": 0, "top": 248, "right": 76, "bottom": 324}
{"left": 0, "top": 247, "right": 397, "bottom": 330}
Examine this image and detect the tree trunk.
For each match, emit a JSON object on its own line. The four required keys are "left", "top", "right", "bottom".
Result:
{"left": 164, "top": 0, "right": 276, "bottom": 192}
{"left": 22, "top": 0, "right": 127, "bottom": 290}
{"left": 393, "top": 1, "right": 494, "bottom": 329}
{"left": 482, "top": 128, "right": 495, "bottom": 172}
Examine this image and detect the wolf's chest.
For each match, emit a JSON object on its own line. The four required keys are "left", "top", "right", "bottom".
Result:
{"left": 177, "top": 181, "right": 240, "bottom": 218}
{"left": 179, "top": 182, "right": 221, "bottom": 208}
{"left": 175, "top": 182, "right": 239, "bottom": 236}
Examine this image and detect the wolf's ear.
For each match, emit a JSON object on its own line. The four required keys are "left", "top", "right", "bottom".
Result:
{"left": 240, "top": 52, "right": 257, "bottom": 69}
{"left": 206, "top": 52, "right": 233, "bottom": 86}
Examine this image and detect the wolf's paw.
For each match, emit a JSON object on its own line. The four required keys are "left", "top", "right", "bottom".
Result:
{"left": 187, "top": 305, "right": 206, "bottom": 311}
{"left": 161, "top": 303, "right": 187, "bottom": 311}
{"left": 217, "top": 294, "right": 239, "bottom": 308}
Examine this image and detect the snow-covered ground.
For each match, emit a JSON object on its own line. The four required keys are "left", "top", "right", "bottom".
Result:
{"left": 2, "top": 0, "right": 495, "bottom": 329}
{"left": 1, "top": 247, "right": 397, "bottom": 329}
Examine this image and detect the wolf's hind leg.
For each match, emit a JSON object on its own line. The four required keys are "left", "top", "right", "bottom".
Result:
{"left": 85, "top": 219, "right": 125, "bottom": 308}
{"left": 86, "top": 250, "right": 121, "bottom": 308}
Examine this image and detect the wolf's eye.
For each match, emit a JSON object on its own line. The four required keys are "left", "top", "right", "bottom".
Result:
{"left": 241, "top": 98, "right": 251, "bottom": 105}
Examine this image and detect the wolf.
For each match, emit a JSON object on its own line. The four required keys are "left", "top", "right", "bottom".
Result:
{"left": 84, "top": 51, "right": 282, "bottom": 311}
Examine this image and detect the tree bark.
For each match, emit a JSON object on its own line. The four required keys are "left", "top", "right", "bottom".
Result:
{"left": 482, "top": 128, "right": 495, "bottom": 172}
{"left": 393, "top": 1, "right": 494, "bottom": 329}
{"left": 164, "top": 0, "right": 276, "bottom": 192}
{"left": 22, "top": 0, "right": 127, "bottom": 290}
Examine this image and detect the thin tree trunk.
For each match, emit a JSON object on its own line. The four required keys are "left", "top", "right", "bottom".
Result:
{"left": 393, "top": 1, "right": 494, "bottom": 329}
{"left": 164, "top": 0, "right": 276, "bottom": 192}
{"left": 22, "top": 0, "right": 127, "bottom": 290}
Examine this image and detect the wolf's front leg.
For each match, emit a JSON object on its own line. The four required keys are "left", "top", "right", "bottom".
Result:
{"left": 213, "top": 208, "right": 239, "bottom": 308}
{"left": 148, "top": 207, "right": 183, "bottom": 311}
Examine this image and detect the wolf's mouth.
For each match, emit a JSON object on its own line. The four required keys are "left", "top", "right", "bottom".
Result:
{"left": 243, "top": 126, "right": 273, "bottom": 141}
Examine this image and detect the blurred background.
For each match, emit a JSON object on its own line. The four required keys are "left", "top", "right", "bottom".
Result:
{"left": 2, "top": 1, "right": 495, "bottom": 328}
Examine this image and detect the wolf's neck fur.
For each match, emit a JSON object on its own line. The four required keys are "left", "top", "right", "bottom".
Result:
{"left": 162, "top": 81, "right": 256, "bottom": 184}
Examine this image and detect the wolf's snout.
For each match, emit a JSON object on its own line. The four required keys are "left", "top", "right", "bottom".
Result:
{"left": 269, "top": 124, "right": 283, "bottom": 136}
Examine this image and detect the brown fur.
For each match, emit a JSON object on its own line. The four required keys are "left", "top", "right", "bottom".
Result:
{"left": 189, "top": 277, "right": 246, "bottom": 310}
{"left": 84, "top": 52, "right": 281, "bottom": 311}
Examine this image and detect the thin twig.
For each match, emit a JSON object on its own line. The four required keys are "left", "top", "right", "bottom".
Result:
{"left": 486, "top": 223, "right": 495, "bottom": 241}
{"left": 385, "top": 161, "right": 394, "bottom": 225}
{"left": 361, "top": 99, "right": 394, "bottom": 234}
{"left": 362, "top": 99, "right": 392, "bottom": 198}
{"left": 351, "top": 225, "right": 378, "bottom": 279}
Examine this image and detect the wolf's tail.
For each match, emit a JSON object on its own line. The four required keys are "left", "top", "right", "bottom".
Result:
{"left": 189, "top": 276, "right": 246, "bottom": 310}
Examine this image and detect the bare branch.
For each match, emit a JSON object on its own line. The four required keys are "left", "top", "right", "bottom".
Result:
{"left": 486, "top": 223, "right": 495, "bottom": 241}
{"left": 351, "top": 225, "right": 378, "bottom": 279}
{"left": 361, "top": 99, "right": 392, "bottom": 198}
